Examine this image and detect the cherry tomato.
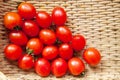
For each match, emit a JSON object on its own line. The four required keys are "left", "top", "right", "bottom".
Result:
{"left": 18, "top": 54, "right": 34, "bottom": 70}
{"left": 71, "top": 35, "right": 86, "bottom": 51}
{"left": 35, "top": 58, "right": 51, "bottom": 77}
{"left": 4, "top": 44, "right": 22, "bottom": 60}
{"left": 52, "top": 7, "right": 67, "bottom": 26}
{"left": 59, "top": 43, "right": 73, "bottom": 60}
{"left": 18, "top": 2, "right": 36, "bottom": 19}
{"left": 42, "top": 46, "right": 58, "bottom": 60}
{"left": 51, "top": 58, "right": 67, "bottom": 77}
{"left": 9, "top": 31, "right": 28, "bottom": 46}
{"left": 26, "top": 38, "right": 43, "bottom": 55}
{"left": 39, "top": 29, "right": 56, "bottom": 45}
{"left": 36, "top": 11, "right": 52, "bottom": 28}
{"left": 56, "top": 26, "right": 72, "bottom": 43}
{"left": 22, "top": 20, "right": 40, "bottom": 37}
{"left": 68, "top": 57, "right": 85, "bottom": 76}
{"left": 83, "top": 47, "right": 101, "bottom": 66}
{"left": 4, "top": 12, "right": 22, "bottom": 30}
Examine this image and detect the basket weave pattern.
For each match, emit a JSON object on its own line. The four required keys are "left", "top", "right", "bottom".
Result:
{"left": 0, "top": 0, "right": 120, "bottom": 80}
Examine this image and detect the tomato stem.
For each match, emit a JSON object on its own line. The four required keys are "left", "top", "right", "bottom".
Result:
{"left": 14, "top": 26, "right": 21, "bottom": 30}
{"left": 26, "top": 47, "right": 34, "bottom": 55}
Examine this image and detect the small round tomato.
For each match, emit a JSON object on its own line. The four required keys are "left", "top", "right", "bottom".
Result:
{"left": 18, "top": 54, "right": 34, "bottom": 70}
{"left": 51, "top": 58, "right": 67, "bottom": 77}
{"left": 59, "top": 43, "right": 73, "bottom": 60}
{"left": 35, "top": 58, "right": 51, "bottom": 77}
{"left": 36, "top": 11, "right": 52, "bottom": 28}
{"left": 9, "top": 31, "right": 28, "bottom": 46}
{"left": 4, "top": 12, "right": 22, "bottom": 30}
{"left": 56, "top": 26, "right": 72, "bottom": 43}
{"left": 83, "top": 47, "right": 101, "bottom": 66}
{"left": 18, "top": 2, "right": 36, "bottom": 19}
{"left": 52, "top": 7, "right": 67, "bottom": 26}
{"left": 22, "top": 20, "right": 40, "bottom": 37}
{"left": 71, "top": 35, "right": 86, "bottom": 51}
{"left": 26, "top": 38, "right": 43, "bottom": 55}
{"left": 68, "top": 57, "right": 85, "bottom": 76}
{"left": 4, "top": 44, "right": 22, "bottom": 60}
{"left": 39, "top": 29, "right": 56, "bottom": 45}
{"left": 42, "top": 46, "right": 58, "bottom": 60}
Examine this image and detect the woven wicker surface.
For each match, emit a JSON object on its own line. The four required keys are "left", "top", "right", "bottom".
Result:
{"left": 0, "top": 0, "right": 120, "bottom": 80}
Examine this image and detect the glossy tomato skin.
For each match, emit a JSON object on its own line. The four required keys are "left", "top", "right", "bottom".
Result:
{"left": 42, "top": 46, "right": 58, "bottom": 60}
{"left": 39, "top": 29, "right": 56, "bottom": 45}
{"left": 56, "top": 26, "right": 72, "bottom": 43}
{"left": 26, "top": 38, "right": 43, "bottom": 55}
{"left": 59, "top": 43, "right": 73, "bottom": 60}
{"left": 83, "top": 47, "right": 101, "bottom": 66}
{"left": 4, "top": 44, "right": 22, "bottom": 60}
{"left": 35, "top": 58, "right": 51, "bottom": 77}
{"left": 18, "top": 54, "right": 34, "bottom": 70}
{"left": 9, "top": 31, "right": 28, "bottom": 46}
{"left": 51, "top": 58, "right": 68, "bottom": 77}
{"left": 18, "top": 2, "right": 36, "bottom": 19}
{"left": 4, "top": 12, "right": 22, "bottom": 30}
{"left": 52, "top": 7, "right": 67, "bottom": 26}
{"left": 71, "top": 35, "right": 86, "bottom": 51}
{"left": 22, "top": 20, "right": 40, "bottom": 37}
{"left": 68, "top": 57, "right": 85, "bottom": 76}
{"left": 36, "top": 11, "right": 52, "bottom": 28}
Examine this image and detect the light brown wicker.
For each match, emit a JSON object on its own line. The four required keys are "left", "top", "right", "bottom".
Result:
{"left": 0, "top": 0, "right": 120, "bottom": 80}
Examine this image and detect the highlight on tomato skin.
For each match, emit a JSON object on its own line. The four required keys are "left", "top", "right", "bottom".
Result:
{"left": 83, "top": 47, "right": 101, "bottom": 66}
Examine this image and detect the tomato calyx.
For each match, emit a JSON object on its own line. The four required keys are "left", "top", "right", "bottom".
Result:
{"left": 13, "top": 26, "right": 22, "bottom": 31}
{"left": 55, "top": 39, "right": 62, "bottom": 46}
{"left": 26, "top": 47, "right": 34, "bottom": 55}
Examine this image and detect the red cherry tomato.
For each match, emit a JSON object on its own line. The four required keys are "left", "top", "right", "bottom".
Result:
{"left": 56, "top": 26, "right": 72, "bottom": 43}
{"left": 35, "top": 58, "right": 51, "bottom": 77}
{"left": 68, "top": 57, "right": 85, "bottom": 76}
{"left": 4, "top": 44, "right": 22, "bottom": 60}
{"left": 83, "top": 47, "right": 101, "bottom": 66}
{"left": 22, "top": 20, "right": 40, "bottom": 37}
{"left": 71, "top": 35, "right": 86, "bottom": 51}
{"left": 52, "top": 7, "right": 67, "bottom": 26}
{"left": 42, "top": 46, "right": 58, "bottom": 60}
{"left": 36, "top": 11, "right": 52, "bottom": 28}
{"left": 18, "top": 2, "right": 36, "bottom": 19}
{"left": 4, "top": 12, "right": 22, "bottom": 30}
{"left": 51, "top": 58, "right": 67, "bottom": 77}
{"left": 18, "top": 54, "right": 34, "bottom": 70}
{"left": 26, "top": 38, "right": 43, "bottom": 55}
{"left": 39, "top": 29, "right": 56, "bottom": 45}
{"left": 59, "top": 43, "right": 73, "bottom": 60}
{"left": 9, "top": 31, "right": 28, "bottom": 46}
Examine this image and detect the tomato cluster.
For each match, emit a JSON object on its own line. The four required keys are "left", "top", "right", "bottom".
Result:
{"left": 3, "top": 2, "right": 101, "bottom": 77}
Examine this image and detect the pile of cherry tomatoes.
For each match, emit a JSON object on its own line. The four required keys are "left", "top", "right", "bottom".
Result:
{"left": 3, "top": 2, "right": 101, "bottom": 77}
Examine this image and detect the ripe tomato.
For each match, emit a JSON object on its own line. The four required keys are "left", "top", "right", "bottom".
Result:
{"left": 26, "top": 38, "right": 43, "bottom": 55}
{"left": 4, "top": 12, "right": 22, "bottom": 30}
{"left": 56, "top": 26, "right": 72, "bottom": 43}
{"left": 18, "top": 54, "right": 34, "bottom": 70}
{"left": 9, "top": 31, "right": 28, "bottom": 46}
{"left": 22, "top": 20, "right": 40, "bottom": 37}
{"left": 42, "top": 46, "right": 58, "bottom": 60}
{"left": 51, "top": 58, "right": 67, "bottom": 77}
{"left": 4, "top": 44, "right": 22, "bottom": 60}
{"left": 39, "top": 29, "right": 56, "bottom": 45}
{"left": 35, "top": 58, "right": 51, "bottom": 77}
{"left": 52, "top": 7, "right": 67, "bottom": 26}
{"left": 59, "top": 43, "right": 73, "bottom": 60}
{"left": 18, "top": 2, "right": 36, "bottom": 19}
{"left": 71, "top": 35, "right": 86, "bottom": 51}
{"left": 68, "top": 57, "right": 85, "bottom": 76}
{"left": 83, "top": 47, "right": 101, "bottom": 66}
{"left": 36, "top": 11, "right": 52, "bottom": 28}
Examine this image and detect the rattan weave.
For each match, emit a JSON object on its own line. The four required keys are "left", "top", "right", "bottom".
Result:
{"left": 0, "top": 0, "right": 120, "bottom": 80}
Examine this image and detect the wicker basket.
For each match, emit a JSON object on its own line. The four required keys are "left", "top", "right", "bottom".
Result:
{"left": 0, "top": 0, "right": 120, "bottom": 80}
